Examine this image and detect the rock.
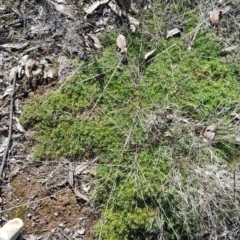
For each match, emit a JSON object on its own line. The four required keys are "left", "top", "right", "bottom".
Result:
{"left": 77, "top": 228, "right": 85, "bottom": 235}
{"left": 63, "top": 227, "right": 70, "bottom": 234}
{"left": 0, "top": 218, "right": 24, "bottom": 240}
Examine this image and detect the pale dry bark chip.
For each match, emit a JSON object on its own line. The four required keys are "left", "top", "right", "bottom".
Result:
{"left": 74, "top": 187, "right": 90, "bottom": 202}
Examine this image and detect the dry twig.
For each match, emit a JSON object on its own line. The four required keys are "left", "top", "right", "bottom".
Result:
{"left": 0, "top": 71, "right": 17, "bottom": 178}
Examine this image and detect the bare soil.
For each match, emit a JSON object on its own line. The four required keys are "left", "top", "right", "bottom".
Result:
{"left": 2, "top": 161, "right": 97, "bottom": 239}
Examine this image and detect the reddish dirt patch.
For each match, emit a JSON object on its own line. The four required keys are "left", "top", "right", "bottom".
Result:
{"left": 2, "top": 162, "right": 98, "bottom": 239}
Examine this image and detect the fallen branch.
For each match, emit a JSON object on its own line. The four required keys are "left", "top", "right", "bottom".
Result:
{"left": 0, "top": 71, "right": 17, "bottom": 178}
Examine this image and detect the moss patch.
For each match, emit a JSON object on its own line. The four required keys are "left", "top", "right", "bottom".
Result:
{"left": 20, "top": 3, "right": 240, "bottom": 239}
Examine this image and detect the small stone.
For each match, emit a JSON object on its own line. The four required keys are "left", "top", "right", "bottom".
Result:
{"left": 54, "top": 212, "right": 58, "bottom": 217}
{"left": 59, "top": 223, "right": 64, "bottom": 228}
{"left": 72, "top": 231, "right": 82, "bottom": 239}
{"left": 63, "top": 227, "right": 70, "bottom": 235}
{"left": 77, "top": 228, "right": 85, "bottom": 235}
{"left": 26, "top": 154, "right": 33, "bottom": 161}
{"left": 27, "top": 213, "right": 32, "bottom": 218}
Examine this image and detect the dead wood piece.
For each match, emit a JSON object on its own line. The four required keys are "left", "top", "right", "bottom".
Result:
{"left": 0, "top": 29, "right": 14, "bottom": 45}
{"left": 0, "top": 71, "right": 17, "bottom": 178}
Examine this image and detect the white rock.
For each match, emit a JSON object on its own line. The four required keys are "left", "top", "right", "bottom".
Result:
{"left": 77, "top": 228, "right": 85, "bottom": 235}
{"left": 0, "top": 218, "right": 24, "bottom": 240}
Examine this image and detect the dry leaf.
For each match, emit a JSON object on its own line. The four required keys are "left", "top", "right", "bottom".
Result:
{"left": 1, "top": 42, "right": 29, "bottom": 50}
{"left": 128, "top": 15, "right": 140, "bottom": 27}
{"left": 209, "top": 9, "right": 222, "bottom": 25}
{"left": 166, "top": 28, "right": 181, "bottom": 39}
{"left": 83, "top": 0, "right": 109, "bottom": 14}
{"left": 33, "top": 66, "right": 44, "bottom": 77}
{"left": 9, "top": 54, "right": 54, "bottom": 82}
{"left": 16, "top": 123, "right": 25, "bottom": 133}
{"left": 0, "top": 85, "right": 14, "bottom": 100}
{"left": 116, "top": 34, "right": 127, "bottom": 54}
{"left": 9, "top": 165, "right": 21, "bottom": 179}
{"left": 81, "top": 182, "right": 91, "bottom": 193}
{"left": 74, "top": 163, "right": 88, "bottom": 175}
{"left": 87, "top": 34, "right": 102, "bottom": 50}
{"left": 74, "top": 187, "right": 90, "bottom": 202}
{"left": 0, "top": 29, "right": 14, "bottom": 44}
{"left": 108, "top": 1, "right": 123, "bottom": 17}
{"left": 203, "top": 123, "right": 217, "bottom": 142}
{"left": 47, "top": 0, "right": 74, "bottom": 19}
{"left": 108, "top": 1, "right": 139, "bottom": 32}
{"left": 144, "top": 49, "right": 156, "bottom": 61}
{"left": 203, "top": 131, "right": 215, "bottom": 142}
{"left": 40, "top": 59, "right": 53, "bottom": 78}
{"left": 206, "top": 123, "right": 217, "bottom": 132}
{"left": 221, "top": 45, "right": 238, "bottom": 55}
{"left": 25, "top": 58, "right": 36, "bottom": 78}
{"left": 7, "top": 29, "right": 15, "bottom": 40}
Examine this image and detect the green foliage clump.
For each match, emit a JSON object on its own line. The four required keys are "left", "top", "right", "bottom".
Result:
{"left": 97, "top": 208, "right": 155, "bottom": 240}
{"left": 20, "top": 3, "right": 240, "bottom": 240}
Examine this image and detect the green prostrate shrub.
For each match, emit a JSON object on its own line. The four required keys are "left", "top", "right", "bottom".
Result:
{"left": 21, "top": 2, "right": 240, "bottom": 239}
